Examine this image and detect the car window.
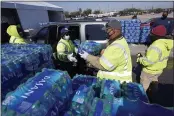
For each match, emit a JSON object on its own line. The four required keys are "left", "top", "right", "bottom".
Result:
{"left": 37, "top": 27, "right": 49, "bottom": 39}
{"left": 85, "top": 24, "right": 107, "bottom": 40}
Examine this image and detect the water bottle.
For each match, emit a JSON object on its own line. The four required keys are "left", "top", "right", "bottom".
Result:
{"left": 90, "top": 98, "right": 98, "bottom": 113}
{"left": 41, "top": 91, "right": 56, "bottom": 109}
{"left": 25, "top": 101, "right": 47, "bottom": 116}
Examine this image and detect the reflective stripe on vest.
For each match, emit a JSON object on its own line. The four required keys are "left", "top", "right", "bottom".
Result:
{"left": 148, "top": 46, "right": 162, "bottom": 60}
{"left": 99, "top": 71, "right": 132, "bottom": 77}
{"left": 144, "top": 46, "right": 169, "bottom": 64}
{"left": 100, "top": 56, "right": 115, "bottom": 70}
{"left": 141, "top": 56, "right": 169, "bottom": 65}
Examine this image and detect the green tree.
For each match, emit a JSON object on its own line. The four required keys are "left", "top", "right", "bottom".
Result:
{"left": 83, "top": 8, "right": 92, "bottom": 16}
{"left": 70, "top": 11, "right": 80, "bottom": 18}
{"left": 64, "top": 11, "right": 70, "bottom": 18}
{"left": 154, "top": 8, "right": 163, "bottom": 13}
{"left": 93, "top": 10, "right": 101, "bottom": 14}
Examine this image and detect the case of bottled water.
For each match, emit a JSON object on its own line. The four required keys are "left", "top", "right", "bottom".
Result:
{"left": 100, "top": 79, "right": 121, "bottom": 98}
{"left": 2, "top": 68, "right": 72, "bottom": 116}
{"left": 121, "top": 82, "right": 149, "bottom": 103}
{"left": 78, "top": 41, "right": 103, "bottom": 56}
{"left": 72, "top": 74, "right": 98, "bottom": 91}
{"left": 1, "top": 44, "right": 55, "bottom": 100}
{"left": 140, "top": 25, "right": 151, "bottom": 44}
{"left": 123, "top": 19, "right": 141, "bottom": 44}
{"left": 70, "top": 85, "right": 95, "bottom": 116}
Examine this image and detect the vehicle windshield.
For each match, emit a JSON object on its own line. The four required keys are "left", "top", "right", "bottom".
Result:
{"left": 85, "top": 24, "right": 107, "bottom": 40}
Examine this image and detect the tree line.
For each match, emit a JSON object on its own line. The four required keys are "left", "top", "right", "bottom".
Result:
{"left": 64, "top": 8, "right": 172, "bottom": 18}
{"left": 64, "top": 8, "right": 102, "bottom": 18}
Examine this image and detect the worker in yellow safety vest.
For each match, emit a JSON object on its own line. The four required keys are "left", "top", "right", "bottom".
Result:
{"left": 79, "top": 19, "right": 132, "bottom": 83}
{"left": 56, "top": 27, "right": 78, "bottom": 77}
{"left": 137, "top": 25, "right": 173, "bottom": 91}
{"left": 7, "top": 25, "right": 26, "bottom": 44}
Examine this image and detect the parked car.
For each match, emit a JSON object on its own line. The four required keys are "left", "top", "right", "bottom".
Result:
{"left": 30, "top": 21, "right": 108, "bottom": 54}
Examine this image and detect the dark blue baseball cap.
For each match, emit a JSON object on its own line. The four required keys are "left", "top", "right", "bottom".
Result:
{"left": 61, "top": 26, "right": 70, "bottom": 34}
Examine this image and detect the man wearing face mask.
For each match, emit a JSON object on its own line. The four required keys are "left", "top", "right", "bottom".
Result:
{"left": 7, "top": 25, "right": 26, "bottom": 44}
{"left": 79, "top": 20, "right": 132, "bottom": 83}
{"left": 151, "top": 10, "right": 173, "bottom": 37}
{"left": 137, "top": 25, "right": 173, "bottom": 91}
{"left": 56, "top": 27, "right": 78, "bottom": 77}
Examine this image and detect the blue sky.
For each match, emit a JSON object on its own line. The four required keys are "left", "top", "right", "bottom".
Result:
{"left": 50, "top": 1, "right": 173, "bottom": 12}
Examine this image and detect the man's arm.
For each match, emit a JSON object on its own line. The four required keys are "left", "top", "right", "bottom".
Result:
{"left": 138, "top": 46, "right": 161, "bottom": 66}
{"left": 86, "top": 54, "right": 106, "bottom": 71}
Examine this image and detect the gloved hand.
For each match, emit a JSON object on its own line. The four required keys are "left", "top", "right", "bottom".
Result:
{"left": 74, "top": 47, "right": 78, "bottom": 54}
{"left": 137, "top": 53, "right": 143, "bottom": 58}
{"left": 79, "top": 50, "right": 89, "bottom": 60}
{"left": 67, "top": 53, "right": 77, "bottom": 62}
{"left": 136, "top": 53, "right": 142, "bottom": 63}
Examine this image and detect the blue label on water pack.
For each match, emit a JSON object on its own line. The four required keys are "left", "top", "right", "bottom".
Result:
{"left": 103, "top": 80, "right": 120, "bottom": 97}
{"left": 72, "top": 85, "right": 88, "bottom": 104}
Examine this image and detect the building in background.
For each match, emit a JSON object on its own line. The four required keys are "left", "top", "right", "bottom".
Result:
{"left": 1, "top": 1, "right": 64, "bottom": 32}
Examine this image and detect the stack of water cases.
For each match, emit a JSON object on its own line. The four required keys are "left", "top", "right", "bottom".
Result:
{"left": 63, "top": 75, "right": 173, "bottom": 116}
{"left": 2, "top": 68, "right": 73, "bottom": 116}
{"left": 78, "top": 41, "right": 103, "bottom": 56}
{"left": 120, "top": 20, "right": 125, "bottom": 35}
{"left": 124, "top": 19, "right": 141, "bottom": 44}
{"left": 140, "top": 25, "right": 151, "bottom": 44}
{"left": 1, "top": 44, "right": 54, "bottom": 100}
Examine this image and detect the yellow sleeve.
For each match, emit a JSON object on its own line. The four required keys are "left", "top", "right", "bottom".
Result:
{"left": 139, "top": 46, "right": 161, "bottom": 66}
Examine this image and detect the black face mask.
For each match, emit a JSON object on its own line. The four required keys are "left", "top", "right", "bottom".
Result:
{"left": 106, "top": 33, "right": 110, "bottom": 39}
{"left": 162, "top": 14, "right": 167, "bottom": 19}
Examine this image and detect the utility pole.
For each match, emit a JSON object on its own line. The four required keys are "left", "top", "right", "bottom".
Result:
{"left": 108, "top": 4, "right": 109, "bottom": 12}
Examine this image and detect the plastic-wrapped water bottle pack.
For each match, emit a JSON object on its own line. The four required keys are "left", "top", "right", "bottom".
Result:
{"left": 140, "top": 25, "right": 151, "bottom": 44}
{"left": 123, "top": 19, "right": 141, "bottom": 44}
{"left": 70, "top": 85, "right": 95, "bottom": 116}
{"left": 2, "top": 68, "right": 72, "bottom": 116}
{"left": 73, "top": 39, "right": 81, "bottom": 47}
{"left": 72, "top": 74, "right": 98, "bottom": 91}
{"left": 78, "top": 41, "right": 103, "bottom": 56}
{"left": 120, "top": 20, "right": 125, "bottom": 34}
{"left": 1, "top": 44, "right": 55, "bottom": 100}
{"left": 65, "top": 75, "right": 172, "bottom": 116}
{"left": 2, "top": 72, "right": 173, "bottom": 116}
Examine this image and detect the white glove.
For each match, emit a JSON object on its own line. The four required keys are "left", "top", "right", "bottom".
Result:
{"left": 79, "top": 50, "right": 89, "bottom": 60}
{"left": 67, "top": 53, "right": 77, "bottom": 62}
{"left": 74, "top": 47, "right": 78, "bottom": 54}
